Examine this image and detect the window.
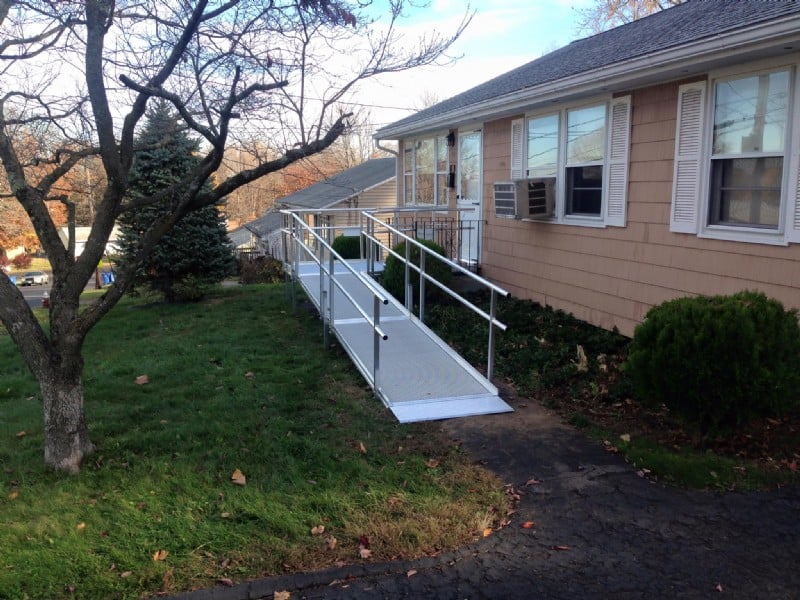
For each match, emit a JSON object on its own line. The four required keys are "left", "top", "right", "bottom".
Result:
{"left": 402, "top": 134, "right": 450, "bottom": 206}
{"left": 565, "top": 105, "right": 606, "bottom": 216}
{"left": 511, "top": 97, "right": 630, "bottom": 226}
{"left": 671, "top": 64, "right": 800, "bottom": 244}
{"left": 709, "top": 69, "right": 789, "bottom": 229}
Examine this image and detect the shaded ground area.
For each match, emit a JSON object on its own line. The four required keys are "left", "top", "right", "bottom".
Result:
{"left": 176, "top": 391, "right": 800, "bottom": 600}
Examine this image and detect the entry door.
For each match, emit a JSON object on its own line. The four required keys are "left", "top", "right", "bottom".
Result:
{"left": 457, "top": 130, "right": 482, "bottom": 267}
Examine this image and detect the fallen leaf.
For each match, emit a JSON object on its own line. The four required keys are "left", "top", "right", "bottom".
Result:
{"left": 358, "top": 547, "right": 371, "bottom": 559}
{"left": 231, "top": 469, "right": 246, "bottom": 486}
{"left": 220, "top": 557, "right": 231, "bottom": 569}
{"left": 619, "top": 433, "right": 631, "bottom": 443}
{"left": 152, "top": 550, "right": 168, "bottom": 561}
{"left": 120, "top": 571, "right": 132, "bottom": 578}
{"left": 715, "top": 583, "right": 724, "bottom": 592}
{"left": 425, "top": 458, "right": 440, "bottom": 469}
{"left": 406, "top": 569, "right": 417, "bottom": 577}
{"left": 310, "top": 525, "right": 325, "bottom": 535}
{"left": 274, "top": 592, "right": 291, "bottom": 600}
{"left": 575, "top": 345, "right": 588, "bottom": 372}
{"left": 217, "top": 578, "right": 234, "bottom": 587}
{"left": 221, "top": 512, "right": 231, "bottom": 518}
{"left": 326, "top": 536, "right": 337, "bottom": 550}
{"left": 788, "top": 460, "right": 798, "bottom": 473}
{"left": 525, "top": 478, "right": 542, "bottom": 486}
{"left": 244, "top": 371, "right": 255, "bottom": 379}
{"left": 358, "top": 441, "right": 367, "bottom": 454}
{"left": 358, "top": 535, "right": 370, "bottom": 549}
{"left": 482, "top": 527, "right": 493, "bottom": 537}
{"left": 135, "top": 374, "right": 149, "bottom": 385}
{"left": 15, "top": 431, "right": 26, "bottom": 438}
{"left": 521, "top": 521, "right": 535, "bottom": 529}
{"left": 552, "top": 545, "right": 570, "bottom": 551}
{"left": 76, "top": 522, "right": 86, "bottom": 531}
{"left": 8, "top": 491, "right": 18, "bottom": 500}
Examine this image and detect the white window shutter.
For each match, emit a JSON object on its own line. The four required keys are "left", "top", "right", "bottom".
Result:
{"left": 786, "top": 139, "right": 800, "bottom": 242}
{"left": 604, "top": 95, "right": 631, "bottom": 227}
{"left": 510, "top": 118, "right": 524, "bottom": 180}
{"left": 670, "top": 82, "right": 706, "bottom": 233}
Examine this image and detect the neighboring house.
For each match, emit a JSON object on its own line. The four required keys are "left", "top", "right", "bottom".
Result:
{"left": 231, "top": 157, "right": 397, "bottom": 258}
{"left": 228, "top": 210, "right": 283, "bottom": 257}
{"left": 277, "top": 156, "right": 397, "bottom": 232}
{"left": 375, "top": 0, "right": 800, "bottom": 336}
{"left": 57, "top": 226, "right": 121, "bottom": 257}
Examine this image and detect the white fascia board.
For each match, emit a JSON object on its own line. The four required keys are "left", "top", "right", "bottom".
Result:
{"left": 375, "top": 16, "right": 800, "bottom": 140}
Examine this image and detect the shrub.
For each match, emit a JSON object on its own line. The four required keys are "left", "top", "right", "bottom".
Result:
{"left": 237, "top": 255, "right": 284, "bottom": 284}
{"left": 11, "top": 254, "right": 32, "bottom": 269}
{"left": 625, "top": 291, "right": 800, "bottom": 437}
{"left": 170, "top": 274, "right": 207, "bottom": 302}
{"left": 331, "top": 235, "right": 361, "bottom": 259}
{"left": 382, "top": 239, "right": 452, "bottom": 305}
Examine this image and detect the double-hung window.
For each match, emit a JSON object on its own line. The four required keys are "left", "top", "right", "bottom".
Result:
{"left": 671, "top": 62, "right": 800, "bottom": 244}
{"left": 403, "top": 135, "right": 450, "bottom": 206}
{"left": 510, "top": 96, "right": 630, "bottom": 226}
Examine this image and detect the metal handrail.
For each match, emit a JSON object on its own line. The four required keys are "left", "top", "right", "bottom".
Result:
{"left": 281, "top": 211, "right": 389, "bottom": 389}
{"left": 361, "top": 211, "right": 510, "bottom": 381}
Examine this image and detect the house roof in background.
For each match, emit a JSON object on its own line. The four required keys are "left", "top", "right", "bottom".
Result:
{"left": 376, "top": 0, "right": 800, "bottom": 138}
{"left": 229, "top": 210, "right": 284, "bottom": 244}
{"left": 275, "top": 157, "right": 396, "bottom": 210}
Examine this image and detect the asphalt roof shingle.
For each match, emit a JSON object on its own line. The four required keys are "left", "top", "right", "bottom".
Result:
{"left": 276, "top": 157, "right": 396, "bottom": 210}
{"left": 378, "top": 0, "right": 800, "bottom": 135}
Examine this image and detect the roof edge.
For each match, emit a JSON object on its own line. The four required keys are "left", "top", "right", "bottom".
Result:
{"left": 376, "top": 13, "right": 800, "bottom": 139}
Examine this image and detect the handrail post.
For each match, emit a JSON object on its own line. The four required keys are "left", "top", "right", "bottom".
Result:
{"left": 419, "top": 250, "right": 426, "bottom": 323}
{"left": 373, "top": 296, "right": 381, "bottom": 391}
{"left": 328, "top": 251, "right": 335, "bottom": 342}
{"left": 404, "top": 240, "right": 411, "bottom": 311}
{"left": 487, "top": 290, "right": 498, "bottom": 382}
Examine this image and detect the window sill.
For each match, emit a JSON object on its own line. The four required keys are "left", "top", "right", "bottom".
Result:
{"left": 698, "top": 226, "right": 789, "bottom": 246}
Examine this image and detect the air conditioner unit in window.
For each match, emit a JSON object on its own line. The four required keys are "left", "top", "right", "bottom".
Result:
{"left": 493, "top": 181, "right": 519, "bottom": 218}
{"left": 493, "top": 178, "right": 556, "bottom": 219}
{"left": 521, "top": 177, "right": 555, "bottom": 218}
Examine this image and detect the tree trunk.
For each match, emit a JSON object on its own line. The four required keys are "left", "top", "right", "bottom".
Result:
{"left": 41, "top": 370, "right": 95, "bottom": 473}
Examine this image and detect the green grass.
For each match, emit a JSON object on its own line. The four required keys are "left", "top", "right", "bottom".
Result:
{"left": 0, "top": 285, "right": 508, "bottom": 599}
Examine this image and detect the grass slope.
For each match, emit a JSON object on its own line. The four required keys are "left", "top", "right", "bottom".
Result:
{"left": 0, "top": 285, "right": 508, "bottom": 599}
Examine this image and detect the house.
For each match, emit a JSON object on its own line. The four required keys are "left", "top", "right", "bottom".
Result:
{"left": 57, "top": 226, "right": 121, "bottom": 257}
{"left": 375, "top": 0, "right": 800, "bottom": 336}
{"left": 230, "top": 157, "right": 397, "bottom": 257}
{"left": 228, "top": 210, "right": 284, "bottom": 257}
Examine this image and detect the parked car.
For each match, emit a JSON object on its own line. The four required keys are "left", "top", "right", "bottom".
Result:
{"left": 20, "top": 271, "right": 49, "bottom": 286}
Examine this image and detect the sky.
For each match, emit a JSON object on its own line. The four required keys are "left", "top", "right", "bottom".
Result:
{"left": 358, "top": 0, "right": 595, "bottom": 134}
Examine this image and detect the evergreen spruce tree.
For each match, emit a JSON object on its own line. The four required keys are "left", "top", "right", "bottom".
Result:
{"left": 118, "top": 101, "right": 235, "bottom": 301}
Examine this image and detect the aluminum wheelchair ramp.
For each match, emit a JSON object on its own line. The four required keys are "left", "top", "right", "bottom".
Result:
{"left": 295, "top": 260, "right": 513, "bottom": 423}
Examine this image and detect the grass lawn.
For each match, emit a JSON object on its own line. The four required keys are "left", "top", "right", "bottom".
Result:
{"left": 0, "top": 285, "right": 509, "bottom": 599}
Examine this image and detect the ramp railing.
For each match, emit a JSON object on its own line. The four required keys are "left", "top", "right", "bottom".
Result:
{"left": 361, "top": 212, "right": 510, "bottom": 382}
{"left": 281, "top": 210, "right": 389, "bottom": 394}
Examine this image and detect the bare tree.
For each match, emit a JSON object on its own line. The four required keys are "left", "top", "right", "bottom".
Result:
{"left": 0, "top": 0, "right": 471, "bottom": 473}
{"left": 577, "top": 0, "right": 684, "bottom": 34}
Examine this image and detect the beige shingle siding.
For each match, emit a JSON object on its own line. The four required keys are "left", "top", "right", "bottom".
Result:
{"left": 480, "top": 79, "right": 800, "bottom": 337}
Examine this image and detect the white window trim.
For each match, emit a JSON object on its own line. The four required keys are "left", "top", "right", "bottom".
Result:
{"left": 671, "top": 56, "right": 800, "bottom": 246}
{"left": 402, "top": 133, "right": 450, "bottom": 207}
{"left": 510, "top": 94, "right": 630, "bottom": 228}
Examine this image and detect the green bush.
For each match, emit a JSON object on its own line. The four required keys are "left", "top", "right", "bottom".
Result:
{"left": 625, "top": 291, "right": 800, "bottom": 437}
{"left": 331, "top": 235, "right": 361, "bottom": 259}
{"left": 170, "top": 274, "right": 207, "bottom": 302}
{"left": 237, "top": 255, "right": 284, "bottom": 284}
{"left": 382, "top": 239, "right": 452, "bottom": 305}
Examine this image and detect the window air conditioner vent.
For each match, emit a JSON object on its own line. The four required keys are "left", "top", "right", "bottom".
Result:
{"left": 493, "top": 182, "right": 518, "bottom": 219}
{"left": 493, "top": 179, "right": 556, "bottom": 219}
{"left": 524, "top": 177, "right": 556, "bottom": 218}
